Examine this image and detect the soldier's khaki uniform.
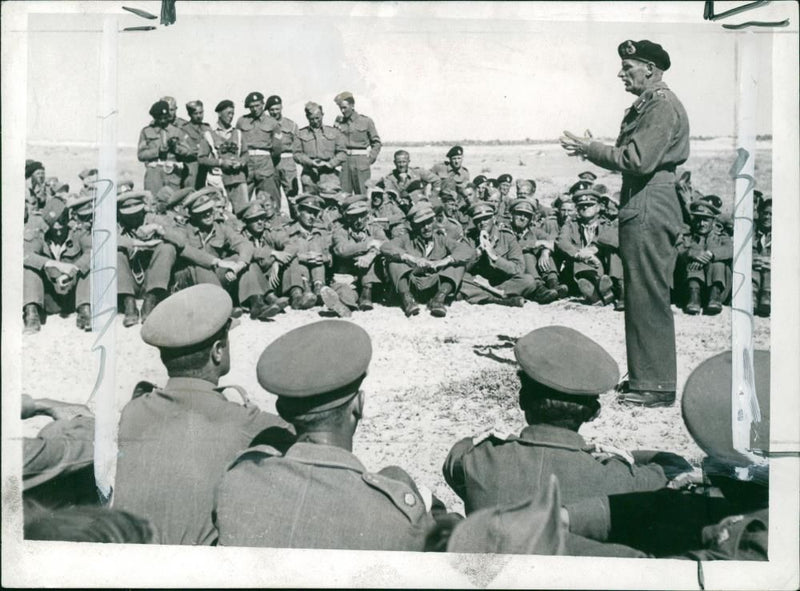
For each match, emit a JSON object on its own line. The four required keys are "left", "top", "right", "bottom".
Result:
{"left": 556, "top": 218, "right": 623, "bottom": 288}
{"left": 236, "top": 112, "right": 283, "bottom": 207}
{"left": 676, "top": 229, "right": 732, "bottom": 302}
{"left": 197, "top": 126, "right": 249, "bottom": 215}
{"left": 430, "top": 162, "right": 470, "bottom": 195}
{"left": 586, "top": 81, "right": 690, "bottom": 392}
{"left": 215, "top": 442, "right": 434, "bottom": 550}
{"left": 181, "top": 121, "right": 211, "bottom": 190}
{"left": 292, "top": 124, "right": 347, "bottom": 191}
{"left": 330, "top": 219, "right": 387, "bottom": 306}
{"left": 334, "top": 111, "right": 381, "bottom": 194}
{"left": 381, "top": 167, "right": 441, "bottom": 197}
{"left": 281, "top": 222, "right": 332, "bottom": 294}
{"left": 752, "top": 227, "right": 771, "bottom": 309}
{"left": 117, "top": 215, "right": 183, "bottom": 299}
{"left": 137, "top": 123, "right": 193, "bottom": 194}
{"left": 435, "top": 213, "right": 465, "bottom": 242}
{"left": 273, "top": 116, "right": 300, "bottom": 198}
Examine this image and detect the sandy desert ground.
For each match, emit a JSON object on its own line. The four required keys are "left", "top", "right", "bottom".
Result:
{"left": 19, "top": 139, "right": 772, "bottom": 514}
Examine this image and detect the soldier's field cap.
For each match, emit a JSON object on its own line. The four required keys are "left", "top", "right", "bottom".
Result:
{"left": 407, "top": 202, "right": 436, "bottom": 224}
{"left": 682, "top": 350, "right": 770, "bottom": 466}
{"left": 514, "top": 326, "right": 620, "bottom": 395}
{"left": 66, "top": 194, "right": 94, "bottom": 217}
{"left": 690, "top": 199, "right": 720, "bottom": 218}
{"left": 318, "top": 178, "right": 343, "bottom": 198}
{"left": 244, "top": 91, "right": 264, "bottom": 107}
{"left": 149, "top": 100, "right": 170, "bottom": 118}
{"left": 578, "top": 170, "right": 597, "bottom": 182}
{"left": 186, "top": 100, "right": 203, "bottom": 113}
{"left": 447, "top": 475, "right": 565, "bottom": 555}
{"left": 296, "top": 193, "right": 324, "bottom": 212}
{"left": 334, "top": 91, "right": 354, "bottom": 104}
{"left": 241, "top": 201, "right": 268, "bottom": 220}
{"left": 618, "top": 39, "right": 671, "bottom": 71}
{"left": 473, "top": 174, "right": 488, "bottom": 186}
{"left": 118, "top": 191, "right": 150, "bottom": 215}
{"left": 142, "top": 284, "right": 233, "bottom": 349}
{"left": 215, "top": 99, "right": 234, "bottom": 113}
{"left": 509, "top": 198, "right": 535, "bottom": 216}
{"left": 470, "top": 201, "right": 496, "bottom": 221}
{"left": 573, "top": 188, "right": 601, "bottom": 206}
{"left": 446, "top": 145, "right": 464, "bottom": 158}
{"left": 266, "top": 95, "right": 282, "bottom": 109}
{"left": 185, "top": 187, "right": 220, "bottom": 214}
{"left": 498, "top": 173, "right": 513, "bottom": 184}
{"left": 439, "top": 189, "right": 457, "bottom": 202}
{"left": 258, "top": 320, "right": 372, "bottom": 413}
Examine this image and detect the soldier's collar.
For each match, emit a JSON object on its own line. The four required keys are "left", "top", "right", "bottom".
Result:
{"left": 165, "top": 376, "right": 221, "bottom": 396}
{"left": 520, "top": 424, "right": 587, "bottom": 448}
{"left": 284, "top": 441, "right": 366, "bottom": 472}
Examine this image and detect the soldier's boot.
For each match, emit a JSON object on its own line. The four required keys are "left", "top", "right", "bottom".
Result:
{"left": 576, "top": 278, "right": 599, "bottom": 304}
{"left": 320, "top": 286, "right": 352, "bottom": 318}
{"left": 400, "top": 291, "right": 420, "bottom": 317}
{"left": 428, "top": 282, "right": 453, "bottom": 318}
{"left": 481, "top": 295, "right": 525, "bottom": 307}
{"left": 122, "top": 295, "right": 140, "bottom": 327}
{"left": 598, "top": 274, "right": 615, "bottom": 306}
{"left": 757, "top": 290, "right": 771, "bottom": 317}
{"left": 358, "top": 285, "right": 374, "bottom": 311}
{"left": 312, "top": 280, "right": 324, "bottom": 305}
{"left": 23, "top": 304, "right": 41, "bottom": 335}
{"left": 76, "top": 304, "right": 91, "bottom": 332}
{"left": 264, "top": 292, "right": 290, "bottom": 314}
{"left": 141, "top": 290, "right": 163, "bottom": 323}
{"left": 613, "top": 280, "right": 625, "bottom": 312}
{"left": 249, "top": 295, "right": 281, "bottom": 321}
{"left": 532, "top": 283, "right": 559, "bottom": 305}
{"left": 705, "top": 284, "right": 723, "bottom": 315}
{"left": 289, "top": 287, "right": 318, "bottom": 310}
{"left": 545, "top": 273, "right": 569, "bottom": 299}
{"left": 685, "top": 281, "right": 702, "bottom": 315}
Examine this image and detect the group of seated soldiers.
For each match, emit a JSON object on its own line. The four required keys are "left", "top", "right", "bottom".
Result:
{"left": 22, "top": 150, "right": 772, "bottom": 334}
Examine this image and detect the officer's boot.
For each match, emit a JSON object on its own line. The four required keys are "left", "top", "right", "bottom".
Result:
{"left": 76, "top": 304, "right": 91, "bottom": 332}
{"left": 598, "top": 274, "right": 615, "bottom": 306}
{"left": 358, "top": 285, "right": 374, "bottom": 311}
{"left": 482, "top": 295, "right": 525, "bottom": 307}
{"left": 532, "top": 283, "right": 559, "bottom": 305}
{"left": 264, "top": 292, "right": 290, "bottom": 314}
{"left": 122, "top": 295, "right": 140, "bottom": 327}
{"left": 23, "top": 304, "right": 41, "bottom": 335}
{"left": 613, "top": 279, "right": 625, "bottom": 311}
{"left": 400, "top": 291, "right": 420, "bottom": 317}
{"left": 428, "top": 282, "right": 453, "bottom": 318}
{"left": 312, "top": 280, "right": 324, "bottom": 305}
{"left": 320, "top": 286, "right": 352, "bottom": 318}
{"left": 576, "top": 277, "right": 598, "bottom": 304}
{"left": 141, "top": 290, "right": 162, "bottom": 322}
{"left": 685, "top": 280, "right": 702, "bottom": 315}
{"left": 249, "top": 294, "right": 281, "bottom": 321}
{"left": 545, "top": 272, "right": 569, "bottom": 299}
{"left": 706, "top": 284, "right": 723, "bottom": 315}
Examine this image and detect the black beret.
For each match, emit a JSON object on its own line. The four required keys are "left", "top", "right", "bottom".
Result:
{"left": 704, "top": 194, "right": 723, "bottom": 210}
{"left": 682, "top": 350, "right": 770, "bottom": 465}
{"left": 149, "top": 100, "right": 170, "bottom": 119}
{"left": 25, "top": 160, "right": 44, "bottom": 179}
{"left": 514, "top": 326, "right": 619, "bottom": 396}
{"left": 405, "top": 180, "right": 425, "bottom": 195}
{"left": 266, "top": 95, "right": 282, "bottom": 109}
{"left": 473, "top": 175, "right": 488, "bottom": 186}
{"left": 244, "top": 91, "right": 264, "bottom": 107}
{"left": 569, "top": 180, "right": 593, "bottom": 195}
{"left": 618, "top": 39, "right": 671, "bottom": 71}
{"left": 213, "top": 100, "right": 231, "bottom": 113}
{"left": 446, "top": 145, "right": 464, "bottom": 158}
{"left": 498, "top": 174, "right": 513, "bottom": 184}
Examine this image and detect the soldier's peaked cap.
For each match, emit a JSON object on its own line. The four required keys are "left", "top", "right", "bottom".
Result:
{"left": 241, "top": 201, "right": 267, "bottom": 220}
{"left": 573, "top": 189, "right": 601, "bottom": 205}
{"left": 682, "top": 350, "right": 770, "bottom": 465}
{"left": 470, "top": 202, "right": 496, "bottom": 220}
{"left": 117, "top": 191, "right": 150, "bottom": 215}
{"left": 142, "top": 284, "right": 233, "bottom": 349}
{"left": 514, "top": 326, "right": 620, "bottom": 396}
{"left": 509, "top": 198, "right": 535, "bottom": 216}
{"left": 618, "top": 39, "right": 671, "bottom": 71}
{"left": 578, "top": 171, "right": 598, "bottom": 181}
{"left": 407, "top": 202, "right": 435, "bottom": 224}
{"left": 296, "top": 193, "right": 324, "bottom": 212}
{"left": 185, "top": 187, "right": 220, "bottom": 214}
{"left": 690, "top": 199, "right": 720, "bottom": 217}
{"left": 258, "top": 320, "right": 372, "bottom": 411}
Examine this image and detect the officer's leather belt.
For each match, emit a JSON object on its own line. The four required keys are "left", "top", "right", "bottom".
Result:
{"left": 280, "top": 152, "right": 295, "bottom": 158}
{"left": 623, "top": 168, "right": 677, "bottom": 188}
{"left": 346, "top": 148, "right": 370, "bottom": 155}
{"left": 248, "top": 149, "right": 271, "bottom": 156}
{"left": 147, "top": 161, "right": 185, "bottom": 171}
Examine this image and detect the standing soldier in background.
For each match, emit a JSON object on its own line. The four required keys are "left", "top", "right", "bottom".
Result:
{"left": 138, "top": 100, "right": 192, "bottom": 195}
{"left": 752, "top": 196, "right": 771, "bottom": 317}
{"left": 266, "top": 95, "right": 300, "bottom": 201}
{"left": 293, "top": 102, "right": 346, "bottom": 194}
{"left": 431, "top": 146, "right": 470, "bottom": 197}
{"left": 181, "top": 101, "right": 211, "bottom": 190}
{"left": 161, "top": 96, "right": 188, "bottom": 128}
{"left": 198, "top": 100, "right": 249, "bottom": 216}
{"left": 237, "top": 91, "right": 284, "bottom": 212}
{"left": 333, "top": 91, "right": 381, "bottom": 195}
{"left": 561, "top": 39, "right": 689, "bottom": 408}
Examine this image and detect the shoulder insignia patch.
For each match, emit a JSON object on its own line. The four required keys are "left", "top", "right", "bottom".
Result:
{"left": 361, "top": 471, "right": 427, "bottom": 523}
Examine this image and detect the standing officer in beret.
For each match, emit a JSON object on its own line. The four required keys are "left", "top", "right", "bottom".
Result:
{"left": 236, "top": 91, "right": 285, "bottom": 212}
{"left": 752, "top": 197, "right": 771, "bottom": 317}
{"left": 431, "top": 146, "right": 470, "bottom": 197}
{"left": 292, "top": 101, "right": 347, "bottom": 195}
{"left": 443, "top": 326, "right": 679, "bottom": 515}
{"left": 565, "top": 350, "right": 770, "bottom": 560}
{"left": 215, "top": 320, "right": 437, "bottom": 550}
{"left": 114, "top": 284, "right": 294, "bottom": 545}
{"left": 460, "top": 202, "right": 557, "bottom": 307}
{"left": 676, "top": 198, "right": 732, "bottom": 316}
{"left": 561, "top": 39, "right": 689, "bottom": 407}
{"left": 180, "top": 100, "right": 210, "bottom": 190}
{"left": 138, "top": 100, "right": 192, "bottom": 195}
{"left": 23, "top": 198, "right": 92, "bottom": 334}
{"left": 265, "top": 95, "right": 300, "bottom": 202}
{"left": 555, "top": 189, "right": 624, "bottom": 309}
{"left": 381, "top": 150, "right": 441, "bottom": 198}
{"left": 381, "top": 202, "right": 473, "bottom": 317}
{"left": 333, "top": 91, "right": 382, "bottom": 195}
{"left": 197, "top": 99, "right": 249, "bottom": 215}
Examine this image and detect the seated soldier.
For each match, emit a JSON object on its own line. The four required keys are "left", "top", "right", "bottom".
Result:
{"left": 599, "top": 191, "right": 619, "bottom": 223}
{"left": 25, "top": 505, "right": 155, "bottom": 544}
{"left": 443, "top": 326, "right": 682, "bottom": 514}
{"left": 323, "top": 195, "right": 388, "bottom": 317}
{"left": 455, "top": 182, "right": 475, "bottom": 226}
{"left": 555, "top": 189, "right": 623, "bottom": 309}
{"left": 566, "top": 350, "right": 770, "bottom": 560}
{"left": 435, "top": 189, "right": 466, "bottom": 242}
{"left": 317, "top": 179, "right": 345, "bottom": 230}
{"left": 237, "top": 201, "right": 292, "bottom": 320}
{"left": 215, "top": 321, "right": 439, "bottom": 550}
{"left": 66, "top": 193, "right": 94, "bottom": 234}
{"left": 23, "top": 199, "right": 92, "bottom": 334}
{"left": 255, "top": 190, "right": 293, "bottom": 231}
{"left": 507, "top": 199, "right": 568, "bottom": 300}
{"left": 116, "top": 191, "right": 183, "bottom": 326}
{"left": 752, "top": 197, "right": 771, "bottom": 317}
{"left": 460, "top": 202, "right": 554, "bottom": 306}
{"left": 281, "top": 194, "right": 333, "bottom": 309}
{"left": 381, "top": 202, "right": 472, "bottom": 318}
{"left": 368, "top": 188, "right": 404, "bottom": 237}
{"left": 676, "top": 198, "right": 732, "bottom": 316}
{"left": 381, "top": 149, "right": 440, "bottom": 198}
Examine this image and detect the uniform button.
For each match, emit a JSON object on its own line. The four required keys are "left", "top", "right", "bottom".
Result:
{"left": 404, "top": 493, "right": 416, "bottom": 506}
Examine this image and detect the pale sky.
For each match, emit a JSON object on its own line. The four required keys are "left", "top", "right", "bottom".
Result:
{"left": 24, "top": 2, "right": 774, "bottom": 145}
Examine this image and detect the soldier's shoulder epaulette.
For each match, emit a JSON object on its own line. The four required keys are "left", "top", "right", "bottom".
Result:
{"left": 361, "top": 470, "right": 427, "bottom": 523}
{"left": 132, "top": 380, "right": 159, "bottom": 399}
{"left": 225, "top": 444, "right": 285, "bottom": 473}
{"left": 472, "top": 429, "right": 515, "bottom": 446}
